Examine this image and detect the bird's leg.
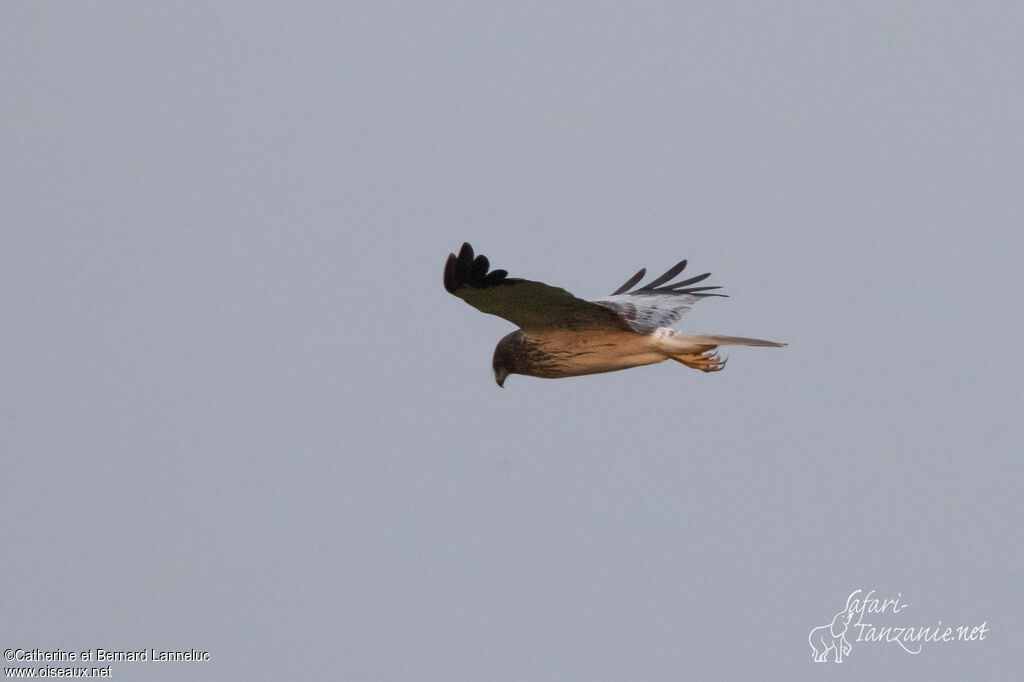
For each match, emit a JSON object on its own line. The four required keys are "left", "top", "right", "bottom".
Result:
{"left": 671, "top": 350, "right": 727, "bottom": 373}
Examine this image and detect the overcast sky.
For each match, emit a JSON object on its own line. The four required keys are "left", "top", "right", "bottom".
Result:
{"left": 2, "top": 2, "right": 1022, "bottom": 680}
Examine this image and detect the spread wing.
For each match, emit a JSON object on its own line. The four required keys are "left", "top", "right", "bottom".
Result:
{"left": 592, "top": 259, "right": 726, "bottom": 334}
{"left": 444, "top": 243, "right": 629, "bottom": 331}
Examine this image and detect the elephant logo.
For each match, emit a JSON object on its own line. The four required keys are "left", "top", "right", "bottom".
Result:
{"left": 808, "top": 593, "right": 857, "bottom": 663}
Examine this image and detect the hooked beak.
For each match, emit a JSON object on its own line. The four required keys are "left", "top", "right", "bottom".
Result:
{"left": 494, "top": 369, "right": 508, "bottom": 388}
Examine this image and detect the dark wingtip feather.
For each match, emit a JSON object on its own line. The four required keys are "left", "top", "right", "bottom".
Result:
{"left": 611, "top": 268, "right": 646, "bottom": 296}
{"left": 444, "top": 243, "right": 511, "bottom": 293}
{"left": 470, "top": 254, "right": 490, "bottom": 281}
{"left": 443, "top": 253, "right": 458, "bottom": 293}
{"left": 667, "top": 272, "right": 711, "bottom": 289}
{"left": 484, "top": 269, "right": 508, "bottom": 285}
{"left": 614, "top": 258, "right": 723, "bottom": 296}
{"left": 679, "top": 285, "right": 723, "bottom": 294}
{"left": 641, "top": 259, "right": 687, "bottom": 290}
{"left": 453, "top": 243, "right": 473, "bottom": 285}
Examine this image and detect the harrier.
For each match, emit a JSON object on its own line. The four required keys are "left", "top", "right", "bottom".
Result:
{"left": 444, "top": 243, "right": 784, "bottom": 386}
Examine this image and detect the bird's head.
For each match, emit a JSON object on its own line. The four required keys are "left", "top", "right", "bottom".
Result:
{"left": 492, "top": 331, "right": 524, "bottom": 388}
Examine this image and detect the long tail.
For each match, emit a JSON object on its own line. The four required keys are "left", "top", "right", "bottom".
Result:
{"left": 670, "top": 333, "right": 786, "bottom": 348}
{"left": 655, "top": 330, "right": 785, "bottom": 373}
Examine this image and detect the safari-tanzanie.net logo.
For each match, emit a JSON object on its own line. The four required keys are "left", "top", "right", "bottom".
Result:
{"left": 808, "top": 589, "right": 989, "bottom": 663}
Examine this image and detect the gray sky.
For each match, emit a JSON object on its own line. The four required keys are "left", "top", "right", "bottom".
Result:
{"left": 2, "top": 2, "right": 1021, "bottom": 680}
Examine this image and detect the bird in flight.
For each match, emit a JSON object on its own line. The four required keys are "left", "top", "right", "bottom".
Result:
{"left": 444, "top": 243, "right": 785, "bottom": 387}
